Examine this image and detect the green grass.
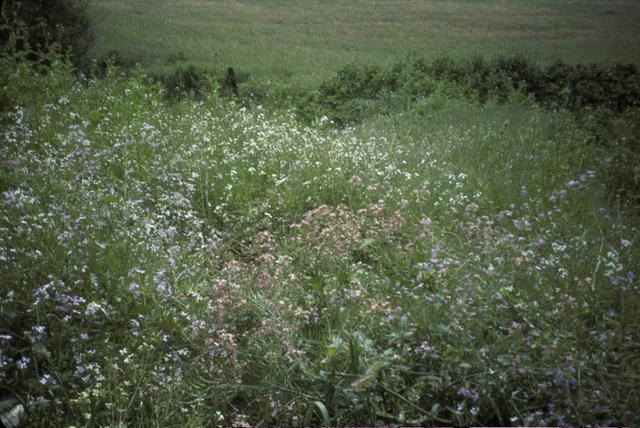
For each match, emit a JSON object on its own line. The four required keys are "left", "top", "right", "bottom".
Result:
{"left": 1, "top": 53, "right": 639, "bottom": 426}
{"left": 91, "top": 0, "right": 640, "bottom": 76}
{"left": 2, "top": 1, "right": 640, "bottom": 425}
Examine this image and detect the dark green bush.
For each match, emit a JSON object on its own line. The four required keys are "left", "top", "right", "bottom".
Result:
{"left": 307, "top": 56, "right": 640, "bottom": 126}
{"left": 93, "top": 50, "right": 143, "bottom": 77}
{"left": 316, "top": 64, "right": 404, "bottom": 124}
{"left": 149, "top": 65, "right": 214, "bottom": 100}
{"left": 240, "top": 78, "right": 323, "bottom": 122}
{"left": 0, "top": 0, "right": 94, "bottom": 69}
{"left": 147, "top": 65, "right": 252, "bottom": 101}
{"left": 164, "top": 65, "right": 210, "bottom": 98}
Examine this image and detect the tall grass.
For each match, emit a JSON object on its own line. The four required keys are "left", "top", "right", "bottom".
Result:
{"left": 1, "top": 53, "right": 638, "bottom": 426}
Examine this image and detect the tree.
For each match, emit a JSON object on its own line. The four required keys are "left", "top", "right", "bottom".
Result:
{"left": 0, "top": 0, "right": 94, "bottom": 69}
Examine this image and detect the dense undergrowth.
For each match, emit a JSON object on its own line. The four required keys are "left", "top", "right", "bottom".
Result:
{"left": 136, "top": 55, "right": 640, "bottom": 209}
{"left": 1, "top": 50, "right": 640, "bottom": 427}
{"left": 106, "top": 53, "right": 640, "bottom": 121}
{"left": 253, "top": 56, "right": 640, "bottom": 126}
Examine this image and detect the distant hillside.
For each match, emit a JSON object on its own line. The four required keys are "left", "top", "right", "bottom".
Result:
{"left": 91, "top": 0, "right": 640, "bottom": 76}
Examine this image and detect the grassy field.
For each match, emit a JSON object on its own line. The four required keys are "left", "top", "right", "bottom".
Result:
{"left": 1, "top": 1, "right": 640, "bottom": 426}
{"left": 92, "top": 0, "right": 640, "bottom": 76}
{"left": 3, "top": 58, "right": 639, "bottom": 426}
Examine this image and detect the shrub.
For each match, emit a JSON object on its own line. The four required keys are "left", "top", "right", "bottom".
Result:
{"left": 310, "top": 56, "right": 640, "bottom": 126}
{"left": 0, "top": 0, "right": 94, "bottom": 69}
{"left": 149, "top": 65, "right": 214, "bottom": 100}
{"left": 580, "top": 108, "right": 640, "bottom": 211}
{"left": 93, "top": 50, "right": 143, "bottom": 77}
{"left": 147, "top": 65, "right": 251, "bottom": 101}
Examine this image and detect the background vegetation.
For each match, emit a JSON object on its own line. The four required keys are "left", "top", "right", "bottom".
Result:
{"left": 0, "top": 0, "right": 93, "bottom": 68}
{"left": 91, "top": 0, "right": 640, "bottom": 77}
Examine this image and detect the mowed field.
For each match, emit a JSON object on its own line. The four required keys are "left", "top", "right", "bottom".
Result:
{"left": 92, "top": 0, "right": 640, "bottom": 76}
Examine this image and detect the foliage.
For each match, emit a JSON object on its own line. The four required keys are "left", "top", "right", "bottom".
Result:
{"left": 0, "top": 0, "right": 94, "bottom": 69}
{"left": 578, "top": 108, "right": 640, "bottom": 210}
{"left": 1, "top": 54, "right": 639, "bottom": 426}
{"left": 92, "top": 49, "right": 143, "bottom": 78}
{"left": 231, "top": 57, "right": 640, "bottom": 211}
{"left": 150, "top": 65, "right": 214, "bottom": 100}
{"left": 313, "top": 56, "right": 640, "bottom": 126}
{"left": 138, "top": 64, "right": 249, "bottom": 101}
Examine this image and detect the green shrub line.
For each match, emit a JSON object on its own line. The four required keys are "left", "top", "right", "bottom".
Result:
{"left": 96, "top": 54, "right": 640, "bottom": 125}
{"left": 290, "top": 56, "right": 640, "bottom": 126}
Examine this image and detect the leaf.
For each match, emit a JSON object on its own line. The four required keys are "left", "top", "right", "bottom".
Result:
{"left": 358, "top": 238, "right": 376, "bottom": 250}
{"left": 337, "top": 270, "right": 350, "bottom": 285}
{"left": 348, "top": 334, "right": 361, "bottom": 374}
{"left": 309, "top": 276, "right": 324, "bottom": 293}
{"left": 304, "top": 400, "right": 330, "bottom": 427}
{"left": 0, "top": 398, "right": 18, "bottom": 412}
{"left": 496, "top": 355, "right": 509, "bottom": 365}
{"left": 325, "top": 337, "right": 343, "bottom": 358}
{"left": 431, "top": 403, "right": 440, "bottom": 415}
{"left": 31, "top": 343, "right": 51, "bottom": 360}
{"left": 351, "top": 360, "right": 389, "bottom": 391}
{"left": 0, "top": 403, "right": 25, "bottom": 428}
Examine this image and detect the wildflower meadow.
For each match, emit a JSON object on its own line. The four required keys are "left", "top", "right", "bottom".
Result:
{"left": 1, "top": 35, "right": 640, "bottom": 428}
